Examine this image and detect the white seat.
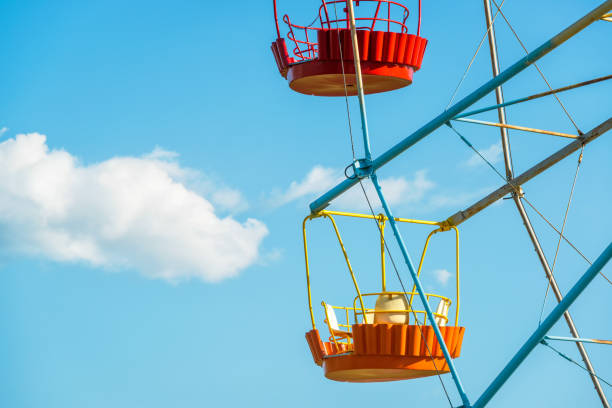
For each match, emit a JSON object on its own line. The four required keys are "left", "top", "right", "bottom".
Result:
{"left": 434, "top": 299, "right": 450, "bottom": 326}
{"left": 323, "top": 302, "right": 352, "bottom": 338}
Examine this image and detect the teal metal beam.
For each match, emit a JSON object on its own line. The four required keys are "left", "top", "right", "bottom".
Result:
{"left": 471, "top": 242, "right": 612, "bottom": 408}
{"left": 310, "top": 0, "right": 612, "bottom": 213}
{"left": 453, "top": 74, "right": 612, "bottom": 119}
{"left": 370, "top": 173, "right": 471, "bottom": 407}
{"left": 346, "top": 1, "right": 471, "bottom": 404}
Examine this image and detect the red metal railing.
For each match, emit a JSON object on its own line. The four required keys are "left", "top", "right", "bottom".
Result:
{"left": 275, "top": 0, "right": 421, "bottom": 62}
{"left": 283, "top": 14, "right": 319, "bottom": 61}
{"left": 318, "top": 0, "right": 410, "bottom": 33}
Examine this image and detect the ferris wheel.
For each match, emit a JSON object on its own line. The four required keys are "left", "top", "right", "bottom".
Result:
{"left": 270, "top": 1, "right": 612, "bottom": 407}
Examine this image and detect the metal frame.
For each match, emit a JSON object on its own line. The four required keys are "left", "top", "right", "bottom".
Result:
{"left": 307, "top": 1, "right": 612, "bottom": 406}
{"left": 309, "top": 0, "right": 612, "bottom": 213}
{"left": 274, "top": 0, "right": 419, "bottom": 61}
{"left": 545, "top": 336, "right": 612, "bottom": 346}
{"left": 480, "top": 1, "right": 609, "bottom": 405}
{"left": 302, "top": 209, "right": 461, "bottom": 329}
{"left": 472, "top": 243, "right": 612, "bottom": 408}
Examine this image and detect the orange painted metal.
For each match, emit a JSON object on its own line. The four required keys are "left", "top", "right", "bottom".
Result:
{"left": 306, "top": 324, "right": 465, "bottom": 382}
{"left": 324, "top": 354, "right": 451, "bottom": 382}
{"left": 306, "top": 329, "right": 353, "bottom": 366}
{"left": 305, "top": 329, "right": 326, "bottom": 366}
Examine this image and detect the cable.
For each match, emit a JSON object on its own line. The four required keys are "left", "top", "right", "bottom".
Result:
{"left": 331, "top": 4, "right": 453, "bottom": 404}
{"left": 538, "top": 146, "right": 584, "bottom": 324}
{"left": 447, "top": 121, "right": 612, "bottom": 287}
{"left": 541, "top": 340, "right": 612, "bottom": 388}
{"left": 446, "top": 0, "right": 507, "bottom": 110}
{"left": 520, "top": 197, "right": 612, "bottom": 286}
{"left": 333, "top": 1, "right": 357, "bottom": 160}
{"left": 447, "top": 121, "right": 508, "bottom": 181}
{"left": 357, "top": 178, "right": 454, "bottom": 408}
{"left": 490, "top": 0, "right": 583, "bottom": 135}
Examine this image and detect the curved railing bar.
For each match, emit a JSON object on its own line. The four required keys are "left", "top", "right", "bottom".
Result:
{"left": 409, "top": 228, "right": 441, "bottom": 307}
{"left": 302, "top": 213, "right": 370, "bottom": 328}
{"left": 273, "top": 0, "right": 281, "bottom": 38}
{"left": 283, "top": 0, "right": 416, "bottom": 60}
{"left": 302, "top": 215, "right": 317, "bottom": 330}
{"left": 324, "top": 214, "right": 369, "bottom": 324}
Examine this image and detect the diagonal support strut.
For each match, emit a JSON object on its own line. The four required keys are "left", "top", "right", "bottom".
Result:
{"left": 310, "top": 0, "right": 612, "bottom": 214}
{"left": 480, "top": 1, "right": 609, "bottom": 405}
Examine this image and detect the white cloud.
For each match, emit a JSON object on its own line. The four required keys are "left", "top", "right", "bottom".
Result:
{"left": 271, "top": 165, "right": 496, "bottom": 216}
{"left": 269, "top": 165, "right": 341, "bottom": 206}
{"left": 465, "top": 142, "right": 503, "bottom": 167}
{"left": 433, "top": 269, "right": 452, "bottom": 285}
{"left": 142, "top": 147, "right": 248, "bottom": 214}
{"left": 0, "top": 127, "right": 7, "bottom": 137}
{"left": 271, "top": 165, "right": 435, "bottom": 211}
{"left": 0, "top": 133, "right": 268, "bottom": 283}
{"left": 428, "top": 186, "right": 494, "bottom": 209}
{"left": 211, "top": 188, "right": 248, "bottom": 213}
{"left": 338, "top": 170, "right": 435, "bottom": 210}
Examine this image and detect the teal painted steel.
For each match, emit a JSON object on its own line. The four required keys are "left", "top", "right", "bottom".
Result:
{"left": 309, "top": 0, "right": 612, "bottom": 214}
{"left": 370, "top": 172, "right": 472, "bottom": 408}
{"left": 306, "top": 3, "right": 612, "bottom": 407}
{"left": 346, "top": 0, "right": 471, "bottom": 402}
{"left": 472, "top": 242, "right": 612, "bottom": 408}
{"left": 454, "top": 95, "right": 545, "bottom": 119}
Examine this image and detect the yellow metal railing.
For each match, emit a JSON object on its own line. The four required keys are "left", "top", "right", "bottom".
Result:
{"left": 320, "top": 291, "right": 452, "bottom": 349}
{"left": 352, "top": 292, "right": 452, "bottom": 326}
{"left": 303, "top": 210, "right": 462, "bottom": 331}
{"left": 321, "top": 302, "right": 355, "bottom": 349}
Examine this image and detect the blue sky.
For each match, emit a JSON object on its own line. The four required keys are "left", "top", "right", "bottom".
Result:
{"left": 1, "top": 0, "right": 611, "bottom": 407}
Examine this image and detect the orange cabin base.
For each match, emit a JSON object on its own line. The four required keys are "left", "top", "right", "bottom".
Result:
{"left": 306, "top": 324, "right": 465, "bottom": 383}
{"left": 272, "top": 29, "right": 427, "bottom": 97}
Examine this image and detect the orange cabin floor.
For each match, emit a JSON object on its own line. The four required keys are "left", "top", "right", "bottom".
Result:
{"left": 306, "top": 324, "right": 465, "bottom": 383}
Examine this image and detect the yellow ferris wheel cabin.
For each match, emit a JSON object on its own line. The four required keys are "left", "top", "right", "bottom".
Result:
{"left": 302, "top": 210, "right": 465, "bottom": 382}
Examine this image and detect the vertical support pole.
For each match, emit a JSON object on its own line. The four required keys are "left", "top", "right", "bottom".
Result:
{"left": 302, "top": 216, "right": 317, "bottom": 330}
{"left": 346, "top": 1, "right": 470, "bottom": 404}
{"left": 482, "top": 2, "right": 609, "bottom": 405}
{"left": 473, "top": 242, "right": 612, "bottom": 408}
{"left": 346, "top": 0, "right": 373, "bottom": 161}
{"left": 380, "top": 216, "right": 387, "bottom": 291}
{"left": 371, "top": 174, "right": 472, "bottom": 408}
{"left": 482, "top": 0, "right": 513, "bottom": 180}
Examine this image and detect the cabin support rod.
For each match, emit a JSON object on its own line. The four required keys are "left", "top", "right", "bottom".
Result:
{"left": 445, "top": 117, "right": 612, "bottom": 226}
{"left": 347, "top": 2, "right": 471, "bottom": 404}
{"left": 481, "top": 1, "right": 610, "bottom": 406}
{"left": 309, "top": 0, "right": 612, "bottom": 213}
{"left": 347, "top": 0, "right": 373, "bottom": 161}
{"left": 472, "top": 242, "right": 612, "bottom": 408}
{"left": 370, "top": 174, "right": 471, "bottom": 408}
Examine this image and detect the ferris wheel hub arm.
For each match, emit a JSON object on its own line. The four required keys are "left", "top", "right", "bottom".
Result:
{"left": 309, "top": 0, "right": 612, "bottom": 214}
{"left": 472, "top": 242, "right": 612, "bottom": 408}
{"left": 445, "top": 117, "right": 612, "bottom": 227}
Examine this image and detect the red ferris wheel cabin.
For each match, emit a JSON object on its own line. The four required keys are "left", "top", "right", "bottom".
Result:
{"left": 271, "top": 0, "right": 427, "bottom": 97}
